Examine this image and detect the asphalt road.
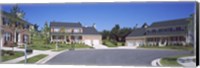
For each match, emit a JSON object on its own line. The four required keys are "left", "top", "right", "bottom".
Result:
{"left": 45, "top": 49, "right": 191, "bottom": 66}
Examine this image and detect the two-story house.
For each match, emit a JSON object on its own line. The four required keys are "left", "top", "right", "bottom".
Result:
{"left": 0, "top": 11, "right": 34, "bottom": 47}
{"left": 126, "top": 18, "right": 193, "bottom": 47}
{"left": 50, "top": 22, "right": 102, "bottom": 46}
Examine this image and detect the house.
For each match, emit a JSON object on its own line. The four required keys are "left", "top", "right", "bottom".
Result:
{"left": 50, "top": 22, "right": 102, "bottom": 46}
{"left": 126, "top": 18, "right": 192, "bottom": 47}
{"left": 0, "top": 11, "right": 34, "bottom": 47}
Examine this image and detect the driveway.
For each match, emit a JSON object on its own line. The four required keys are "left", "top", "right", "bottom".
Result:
{"left": 45, "top": 49, "right": 191, "bottom": 66}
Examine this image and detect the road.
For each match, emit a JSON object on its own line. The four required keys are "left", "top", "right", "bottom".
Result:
{"left": 45, "top": 49, "right": 191, "bottom": 66}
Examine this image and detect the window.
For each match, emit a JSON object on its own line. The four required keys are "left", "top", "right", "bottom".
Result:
{"left": 152, "top": 29, "right": 156, "bottom": 33}
{"left": 71, "top": 36, "right": 75, "bottom": 40}
{"left": 78, "top": 36, "right": 82, "bottom": 40}
{"left": 169, "top": 28, "right": 173, "bottom": 32}
{"left": 23, "top": 35, "right": 28, "bottom": 43}
{"left": 15, "top": 22, "right": 20, "bottom": 27}
{"left": 176, "top": 27, "right": 182, "bottom": 31}
{"left": 74, "top": 28, "right": 80, "bottom": 33}
{"left": 58, "top": 35, "right": 64, "bottom": 39}
{"left": 5, "top": 32, "right": 11, "bottom": 42}
{"left": 66, "top": 29, "right": 71, "bottom": 33}
{"left": 54, "top": 28, "right": 60, "bottom": 32}
{"left": 3, "top": 17, "right": 10, "bottom": 25}
{"left": 23, "top": 24, "right": 29, "bottom": 29}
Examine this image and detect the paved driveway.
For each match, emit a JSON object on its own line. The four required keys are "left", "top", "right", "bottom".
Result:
{"left": 45, "top": 49, "right": 191, "bottom": 66}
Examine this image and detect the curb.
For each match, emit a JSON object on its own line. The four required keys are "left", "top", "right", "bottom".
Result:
{"left": 151, "top": 58, "right": 162, "bottom": 66}
{"left": 177, "top": 56, "right": 196, "bottom": 67}
{"left": 35, "top": 49, "right": 69, "bottom": 64}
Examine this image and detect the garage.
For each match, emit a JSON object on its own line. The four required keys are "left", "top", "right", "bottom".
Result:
{"left": 126, "top": 40, "right": 144, "bottom": 47}
{"left": 127, "top": 41, "right": 134, "bottom": 46}
{"left": 84, "top": 39, "right": 100, "bottom": 46}
{"left": 84, "top": 40, "right": 92, "bottom": 46}
{"left": 93, "top": 40, "right": 100, "bottom": 45}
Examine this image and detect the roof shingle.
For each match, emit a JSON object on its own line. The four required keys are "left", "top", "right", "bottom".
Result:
{"left": 149, "top": 18, "right": 189, "bottom": 28}
{"left": 50, "top": 22, "right": 82, "bottom": 27}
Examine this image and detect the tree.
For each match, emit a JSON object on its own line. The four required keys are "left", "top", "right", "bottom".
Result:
{"left": 10, "top": 5, "right": 25, "bottom": 19}
{"left": 42, "top": 22, "right": 50, "bottom": 44}
{"left": 101, "top": 30, "right": 110, "bottom": 40}
{"left": 118, "top": 28, "right": 133, "bottom": 42}
{"left": 9, "top": 5, "right": 26, "bottom": 52}
{"left": 33, "top": 24, "right": 39, "bottom": 31}
{"left": 111, "top": 24, "right": 121, "bottom": 42}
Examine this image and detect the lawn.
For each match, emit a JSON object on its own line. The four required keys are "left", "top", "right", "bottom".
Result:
{"left": 29, "top": 43, "right": 55, "bottom": 50}
{"left": 160, "top": 55, "right": 193, "bottom": 66}
{"left": 19, "top": 54, "right": 48, "bottom": 63}
{"left": 51, "top": 43, "right": 93, "bottom": 51}
{"left": 139, "top": 45, "right": 193, "bottom": 51}
{"left": 2, "top": 51, "right": 24, "bottom": 62}
{"left": 103, "top": 40, "right": 124, "bottom": 47}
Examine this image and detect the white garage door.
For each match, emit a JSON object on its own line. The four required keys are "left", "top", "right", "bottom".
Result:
{"left": 84, "top": 40, "right": 92, "bottom": 46}
{"left": 127, "top": 41, "right": 133, "bottom": 46}
{"left": 93, "top": 40, "right": 100, "bottom": 45}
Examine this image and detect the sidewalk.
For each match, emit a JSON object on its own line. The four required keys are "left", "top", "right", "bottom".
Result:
{"left": 1, "top": 47, "right": 65, "bottom": 64}
{"left": 177, "top": 56, "right": 196, "bottom": 67}
{"left": 92, "top": 44, "right": 108, "bottom": 49}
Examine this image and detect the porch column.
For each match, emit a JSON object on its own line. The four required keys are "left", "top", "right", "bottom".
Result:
{"left": 51, "top": 35, "right": 53, "bottom": 42}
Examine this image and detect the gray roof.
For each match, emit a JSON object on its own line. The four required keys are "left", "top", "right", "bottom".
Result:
{"left": 127, "top": 18, "right": 189, "bottom": 37}
{"left": 82, "top": 27, "right": 100, "bottom": 35}
{"left": 50, "top": 23, "right": 100, "bottom": 35}
{"left": 148, "top": 18, "right": 189, "bottom": 28}
{"left": 127, "top": 28, "right": 146, "bottom": 37}
{"left": 146, "top": 31, "right": 187, "bottom": 36}
{"left": 50, "top": 22, "right": 82, "bottom": 28}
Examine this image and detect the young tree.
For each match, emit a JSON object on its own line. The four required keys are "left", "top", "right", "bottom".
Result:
{"left": 101, "top": 30, "right": 110, "bottom": 40}
{"left": 9, "top": 5, "right": 26, "bottom": 52}
{"left": 42, "top": 22, "right": 50, "bottom": 45}
{"left": 111, "top": 24, "right": 121, "bottom": 42}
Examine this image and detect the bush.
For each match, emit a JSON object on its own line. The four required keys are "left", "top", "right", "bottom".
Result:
{"left": 1, "top": 50, "right": 15, "bottom": 56}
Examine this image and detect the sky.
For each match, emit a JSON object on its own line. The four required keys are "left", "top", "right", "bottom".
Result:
{"left": 1, "top": 2, "right": 196, "bottom": 31}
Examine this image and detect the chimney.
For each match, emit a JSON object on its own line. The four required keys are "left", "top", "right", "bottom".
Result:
{"left": 92, "top": 23, "right": 96, "bottom": 28}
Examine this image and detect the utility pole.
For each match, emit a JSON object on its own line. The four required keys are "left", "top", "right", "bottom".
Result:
{"left": 24, "top": 35, "right": 28, "bottom": 64}
{"left": 0, "top": 10, "right": 2, "bottom": 63}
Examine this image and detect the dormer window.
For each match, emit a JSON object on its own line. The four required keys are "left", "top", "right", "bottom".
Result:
{"left": 2, "top": 17, "right": 10, "bottom": 25}
{"left": 23, "top": 24, "right": 29, "bottom": 29}
{"left": 54, "top": 28, "right": 59, "bottom": 32}
{"left": 74, "top": 28, "right": 80, "bottom": 33}
{"left": 15, "top": 22, "right": 20, "bottom": 27}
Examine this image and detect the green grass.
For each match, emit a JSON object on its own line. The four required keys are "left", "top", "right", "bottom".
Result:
{"left": 29, "top": 43, "right": 55, "bottom": 50}
{"left": 117, "top": 42, "right": 124, "bottom": 46}
{"left": 52, "top": 43, "right": 93, "bottom": 52}
{"left": 74, "top": 43, "right": 93, "bottom": 48}
{"left": 103, "top": 40, "right": 125, "bottom": 47}
{"left": 103, "top": 40, "right": 117, "bottom": 47}
{"left": 19, "top": 54, "right": 48, "bottom": 63}
{"left": 2, "top": 51, "right": 24, "bottom": 62}
{"left": 160, "top": 55, "right": 193, "bottom": 66}
{"left": 139, "top": 45, "right": 193, "bottom": 51}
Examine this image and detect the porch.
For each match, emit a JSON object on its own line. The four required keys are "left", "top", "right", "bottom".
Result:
{"left": 50, "top": 35, "right": 83, "bottom": 44}
{"left": 146, "top": 36, "right": 187, "bottom": 46}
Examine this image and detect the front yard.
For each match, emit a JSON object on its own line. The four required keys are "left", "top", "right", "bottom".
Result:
{"left": 102, "top": 40, "right": 124, "bottom": 47}
{"left": 2, "top": 50, "right": 24, "bottom": 62}
{"left": 19, "top": 54, "right": 48, "bottom": 63}
{"left": 139, "top": 45, "right": 193, "bottom": 51}
{"left": 52, "top": 43, "right": 93, "bottom": 51}
{"left": 160, "top": 55, "right": 193, "bottom": 66}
